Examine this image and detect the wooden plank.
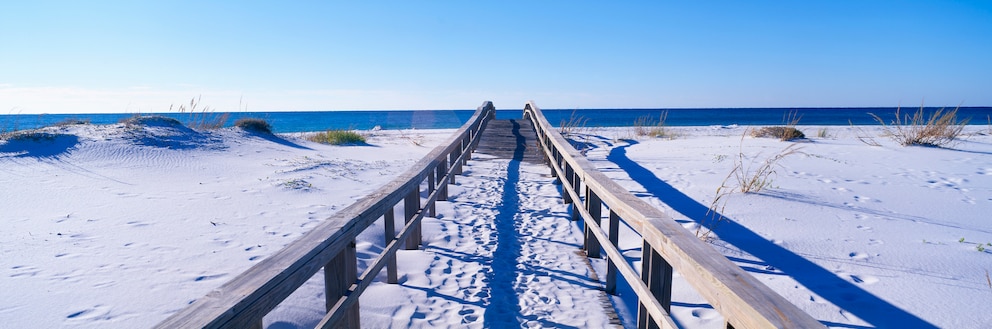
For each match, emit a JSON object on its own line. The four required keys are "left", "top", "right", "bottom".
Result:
{"left": 404, "top": 189, "right": 420, "bottom": 250}
{"left": 324, "top": 240, "right": 359, "bottom": 328}
{"left": 584, "top": 187, "right": 602, "bottom": 258}
{"left": 383, "top": 208, "right": 398, "bottom": 284}
{"left": 436, "top": 160, "right": 448, "bottom": 201}
{"left": 427, "top": 171, "right": 436, "bottom": 217}
{"left": 523, "top": 102, "right": 824, "bottom": 329}
{"left": 606, "top": 210, "right": 620, "bottom": 295}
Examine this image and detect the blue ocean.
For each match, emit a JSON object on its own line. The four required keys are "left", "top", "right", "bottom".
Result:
{"left": 3, "top": 107, "right": 991, "bottom": 133}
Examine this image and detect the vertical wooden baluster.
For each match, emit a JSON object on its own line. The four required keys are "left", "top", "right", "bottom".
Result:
{"left": 450, "top": 149, "right": 461, "bottom": 182}
{"left": 584, "top": 187, "right": 602, "bottom": 258}
{"left": 606, "top": 210, "right": 620, "bottom": 295}
{"left": 404, "top": 189, "right": 420, "bottom": 250}
{"left": 563, "top": 164, "right": 574, "bottom": 205}
{"left": 427, "top": 170, "right": 436, "bottom": 217}
{"left": 570, "top": 169, "right": 581, "bottom": 222}
{"left": 324, "top": 240, "right": 359, "bottom": 328}
{"left": 437, "top": 160, "right": 448, "bottom": 201}
{"left": 637, "top": 241, "right": 673, "bottom": 329}
{"left": 384, "top": 207, "right": 398, "bottom": 284}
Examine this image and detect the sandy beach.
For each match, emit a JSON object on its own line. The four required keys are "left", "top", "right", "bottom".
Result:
{"left": 2, "top": 120, "right": 991, "bottom": 328}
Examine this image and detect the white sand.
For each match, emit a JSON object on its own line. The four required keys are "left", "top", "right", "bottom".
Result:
{"left": 0, "top": 120, "right": 452, "bottom": 328}
{"left": 578, "top": 125, "right": 992, "bottom": 328}
{"left": 2, "top": 121, "right": 990, "bottom": 328}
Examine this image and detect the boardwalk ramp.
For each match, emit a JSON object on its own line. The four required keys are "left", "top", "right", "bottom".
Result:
{"left": 359, "top": 117, "right": 620, "bottom": 327}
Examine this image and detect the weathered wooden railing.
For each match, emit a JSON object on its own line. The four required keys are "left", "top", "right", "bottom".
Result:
{"left": 523, "top": 101, "right": 824, "bottom": 329}
{"left": 155, "top": 101, "right": 495, "bottom": 329}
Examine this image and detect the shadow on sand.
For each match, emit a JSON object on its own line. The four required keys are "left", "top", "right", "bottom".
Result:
{"left": 0, "top": 133, "right": 80, "bottom": 158}
{"left": 607, "top": 140, "right": 937, "bottom": 328}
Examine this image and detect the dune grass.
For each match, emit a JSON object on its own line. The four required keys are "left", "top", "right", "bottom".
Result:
{"left": 751, "top": 110, "right": 805, "bottom": 141}
{"left": 558, "top": 110, "right": 588, "bottom": 136}
{"left": 234, "top": 118, "right": 273, "bottom": 134}
{"left": 700, "top": 134, "right": 804, "bottom": 240}
{"left": 633, "top": 111, "right": 672, "bottom": 138}
{"left": 170, "top": 96, "right": 229, "bottom": 130}
{"left": 308, "top": 129, "right": 366, "bottom": 145}
{"left": 870, "top": 104, "right": 969, "bottom": 147}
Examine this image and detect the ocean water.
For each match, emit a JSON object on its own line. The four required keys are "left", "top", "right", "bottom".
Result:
{"left": 3, "top": 107, "right": 991, "bottom": 133}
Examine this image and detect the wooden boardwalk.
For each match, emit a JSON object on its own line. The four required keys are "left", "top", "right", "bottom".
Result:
{"left": 474, "top": 119, "right": 544, "bottom": 164}
{"left": 157, "top": 101, "right": 823, "bottom": 329}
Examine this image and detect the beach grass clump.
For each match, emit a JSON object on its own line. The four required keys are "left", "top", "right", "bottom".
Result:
{"left": 308, "top": 129, "right": 366, "bottom": 145}
{"left": 170, "top": 96, "right": 230, "bottom": 130}
{"left": 734, "top": 143, "right": 804, "bottom": 193}
{"left": 869, "top": 104, "right": 969, "bottom": 147}
{"left": 752, "top": 110, "right": 805, "bottom": 141}
{"left": 633, "top": 111, "right": 671, "bottom": 138}
{"left": 751, "top": 127, "right": 805, "bottom": 141}
{"left": 234, "top": 118, "right": 273, "bottom": 134}
{"left": 701, "top": 137, "right": 804, "bottom": 241}
{"left": 559, "top": 110, "right": 588, "bottom": 136}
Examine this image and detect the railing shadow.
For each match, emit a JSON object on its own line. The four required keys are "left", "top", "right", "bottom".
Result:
{"left": 606, "top": 140, "right": 937, "bottom": 329}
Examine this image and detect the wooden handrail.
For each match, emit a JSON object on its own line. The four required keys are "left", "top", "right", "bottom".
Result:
{"left": 523, "top": 101, "right": 824, "bottom": 329}
{"left": 155, "top": 102, "right": 495, "bottom": 329}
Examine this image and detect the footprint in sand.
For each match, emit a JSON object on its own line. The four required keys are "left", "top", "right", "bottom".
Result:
{"left": 65, "top": 304, "right": 111, "bottom": 321}
{"left": 690, "top": 308, "right": 720, "bottom": 320}
{"left": 853, "top": 195, "right": 877, "bottom": 203}
{"left": 848, "top": 252, "right": 869, "bottom": 260}
{"left": 850, "top": 274, "right": 880, "bottom": 285}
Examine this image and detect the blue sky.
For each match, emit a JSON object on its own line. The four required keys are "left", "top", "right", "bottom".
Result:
{"left": 1, "top": 1, "right": 990, "bottom": 113}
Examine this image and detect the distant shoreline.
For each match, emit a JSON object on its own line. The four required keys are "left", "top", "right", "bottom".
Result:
{"left": 3, "top": 106, "right": 991, "bottom": 133}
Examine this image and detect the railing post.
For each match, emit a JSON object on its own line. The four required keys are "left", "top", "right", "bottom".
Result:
{"left": 606, "top": 210, "right": 620, "bottom": 295}
{"left": 637, "top": 241, "right": 673, "bottom": 329}
{"left": 450, "top": 149, "right": 461, "bottom": 183}
{"left": 584, "top": 187, "right": 602, "bottom": 258}
{"left": 427, "top": 170, "right": 436, "bottom": 217}
{"left": 324, "top": 240, "right": 359, "bottom": 329}
{"left": 404, "top": 189, "right": 421, "bottom": 250}
{"left": 563, "top": 163, "right": 574, "bottom": 204}
{"left": 436, "top": 161, "right": 448, "bottom": 201}
{"left": 383, "top": 208, "right": 398, "bottom": 284}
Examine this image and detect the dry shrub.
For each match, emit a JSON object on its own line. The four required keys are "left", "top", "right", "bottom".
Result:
{"left": 234, "top": 118, "right": 273, "bottom": 134}
{"left": 700, "top": 135, "right": 804, "bottom": 240}
{"left": 751, "top": 127, "right": 805, "bottom": 141}
{"left": 869, "top": 104, "right": 969, "bottom": 147}
{"left": 751, "top": 110, "right": 805, "bottom": 141}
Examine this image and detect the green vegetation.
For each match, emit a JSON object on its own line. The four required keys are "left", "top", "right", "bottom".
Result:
{"left": 308, "top": 129, "right": 366, "bottom": 145}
